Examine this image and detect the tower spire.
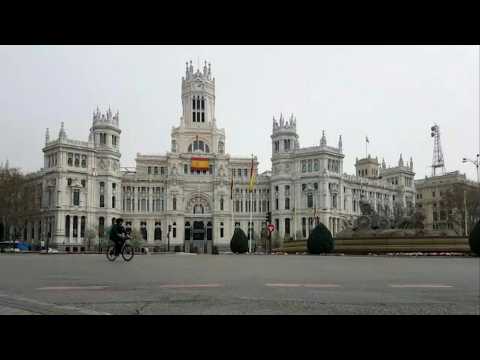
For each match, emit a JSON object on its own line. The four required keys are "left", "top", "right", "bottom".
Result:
{"left": 320, "top": 130, "right": 327, "bottom": 146}
{"left": 59, "top": 122, "right": 67, "bottom": 140}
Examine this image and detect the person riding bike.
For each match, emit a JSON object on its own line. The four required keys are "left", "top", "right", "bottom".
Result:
{"left": 110, "top": 218, "right": 128, "bottom": 256}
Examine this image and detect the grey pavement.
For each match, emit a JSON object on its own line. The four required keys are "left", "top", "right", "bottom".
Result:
{"left": 0, "top": 253, "right": 479, "bottom": 315}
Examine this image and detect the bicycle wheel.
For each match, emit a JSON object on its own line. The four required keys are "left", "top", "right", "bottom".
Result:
{"left": 121, "top": 244, "right": 134, "bottom": 262}
{"left": 106, "top": 246, "right": 118, "bottom": 261}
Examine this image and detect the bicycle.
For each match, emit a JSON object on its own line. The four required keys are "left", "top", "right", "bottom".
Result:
{"left": 106, "top": 236, "right": 134, "bottom": 262}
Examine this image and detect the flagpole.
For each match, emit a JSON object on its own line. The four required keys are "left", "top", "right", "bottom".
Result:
{"left": 249, "top": 190, "right": 253, "bottom": 253}
{"left": 231, "top": 173, "right": 235, "bottom": 239}
{"left": 249, "top": 154, "right": 254, "bottom": 253}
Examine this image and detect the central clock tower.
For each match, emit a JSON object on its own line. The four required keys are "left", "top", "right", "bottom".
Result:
{"left": 181, "top": 60, "right": 215, "bottom": 128}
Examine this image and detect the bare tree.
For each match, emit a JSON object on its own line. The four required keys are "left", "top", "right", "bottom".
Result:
{"left": 0, "top": 168, "right": 36, "bottom": 250}
{"left": 443, "top": 185, "right": 480, "bottom": 235}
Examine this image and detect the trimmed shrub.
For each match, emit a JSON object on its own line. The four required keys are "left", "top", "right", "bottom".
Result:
{"left": 307, "top": 223, "right": 334, "bottom": 254}
{"left": 469, "top": 220, "right": 480, "bottom": 255}
{"left": 230, "top": 228, "right": 249, "bottom": 254}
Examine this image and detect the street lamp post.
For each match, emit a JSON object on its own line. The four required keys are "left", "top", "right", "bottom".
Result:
{"left": 461, "top": 154, "right": 480, "bottom": 235}
{"left": 462, "top": 154, "right": 480, "bottom": 183}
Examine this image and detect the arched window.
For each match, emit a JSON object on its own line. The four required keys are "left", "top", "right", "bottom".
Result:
{"left": 98, "top": 217, "right": 105, "bottom": 238}
{"left": 172, "top": 222, "right": 177, "bottom": 238}
{"left": 65, "top": 216, "right": 70, "bottom": 237}
{"left": 189, "top": 139, "right": 209, "bottom": 153}
{"left": 193, "top": 204, "right": 204, "bottom": 214}
{"left": 154, "top": 222, "right": 162, "bottom": 241}
{"left": 218, "top": 141, "right": 224, "bottom": 154}
{"left": 185, "top": 221, "right": 191, "bottom": 241}
{"left": 141, "top": 221, "right": 147, "bottom": 241}
{"left": 73, "top": 216, "right": 78, "bottom": 238}
{"left": 81, "top": 217, "right": 85, "bottom": 238}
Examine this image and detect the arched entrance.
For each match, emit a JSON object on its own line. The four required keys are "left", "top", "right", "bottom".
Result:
{"left": 193, "top": 221, "right": 205, "bottom": 241}
{"left": 185, "top": 193, "right": 214, "bottom": 254}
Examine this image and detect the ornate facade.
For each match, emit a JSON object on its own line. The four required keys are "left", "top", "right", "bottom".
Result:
{"left": 19, "top": 61, "right": 416, "bottom": 253}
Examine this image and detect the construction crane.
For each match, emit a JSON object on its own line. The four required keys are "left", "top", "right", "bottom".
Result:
{"left": 430, "top": 124, "right": 446, "bottom": 177}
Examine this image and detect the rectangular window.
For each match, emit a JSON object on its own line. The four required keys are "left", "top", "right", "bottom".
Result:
{"left": 154, "top": 167, "right": 158, "bottom": 175}
{"left": 202, "top": 112, "right": 205, "bottom": 122}
{"left": 112, "top": 196, "right": 116, "bottom": 209}
{"left": 100, "top": 195, "right": 105, "bottom": 208}
{"left": 285, "top": 218, "right": 290, "bottom": 235}
{"left": 192, "top": 112, "right": 196, "bottom": 122}
{"left": 173, "top": 197, "right": 177, "bottom": 211}
{"left": 285, "top": 198, "right": 290, "bottom": 210}
{"left": 314, "top": 159, "right": 320, "bottom": 171}
{"left": 81, "top": 155, "right": 87, "bottom": 168}
{"left": 68, "top": 153, "right": 73, "bottom": 166}
{"left": 275, "top": 198, "right": 279, "bottom": 210}
{"left": 201, "top": 98, "right": 205, "bottom": 110}
{"left": 307, "top": 160, "right": 312, "bottom": 172}
{"left": 73, "top": 190, "right": 80, "bottom": 206}
{"left": 307, "top": 193, "right": 313, "bottom": 208}
{"left": 302, "top": 160, "right": 307, "bottom": 173}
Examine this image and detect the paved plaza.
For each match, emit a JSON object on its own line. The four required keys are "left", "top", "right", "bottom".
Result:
{"left": 0, "top": 253, "right": 478, "bottom": 315}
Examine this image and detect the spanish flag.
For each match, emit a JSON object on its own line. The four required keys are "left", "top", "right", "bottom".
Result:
{"left": 248, "top": 157, "right": 256, "bottom": 193}
{"left": 191, "top": 157, "right": 209, "bottom": 170}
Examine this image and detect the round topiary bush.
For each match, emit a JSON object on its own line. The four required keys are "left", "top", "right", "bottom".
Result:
{"left": 230, "top": 228, "right": 249, "bottom": 254}
{"left": 468, "top": 220, "right": 480, "bottom": 255}
{"left": 307, "top": 223, "right": 334, "bottom": 254}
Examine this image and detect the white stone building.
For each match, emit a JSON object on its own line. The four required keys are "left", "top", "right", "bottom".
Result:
{"left": 17, "top": 61, "right": 416, "bottom": 253}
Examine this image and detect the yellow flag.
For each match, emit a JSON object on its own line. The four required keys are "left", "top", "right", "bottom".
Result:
{"left": 248, "top": 157, "right": 256, "bottom": 192}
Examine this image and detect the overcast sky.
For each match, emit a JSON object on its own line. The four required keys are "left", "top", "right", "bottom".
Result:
{"left": 0, "top": 45, "right": 478, "bottom": 181}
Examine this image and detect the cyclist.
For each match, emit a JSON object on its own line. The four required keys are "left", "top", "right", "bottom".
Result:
{"left": 110, "top": 218, "right": 127, "bottom": 256}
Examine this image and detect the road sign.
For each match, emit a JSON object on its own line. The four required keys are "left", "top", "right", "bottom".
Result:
{"left": 267, "top": 224, "right": 275, "bottom": 233}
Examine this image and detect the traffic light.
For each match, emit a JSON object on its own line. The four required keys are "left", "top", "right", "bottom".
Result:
{"left": 265, "top": 211, "right": 271, "bottom": 224}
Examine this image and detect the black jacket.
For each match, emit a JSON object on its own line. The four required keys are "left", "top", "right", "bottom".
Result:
{"left": 110, "top": 224, "right": 125, "bottom": 241}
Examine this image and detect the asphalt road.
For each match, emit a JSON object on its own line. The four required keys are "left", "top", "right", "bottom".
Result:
{"left": 0, "top": 253, "right": 478, "bottom": 315}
